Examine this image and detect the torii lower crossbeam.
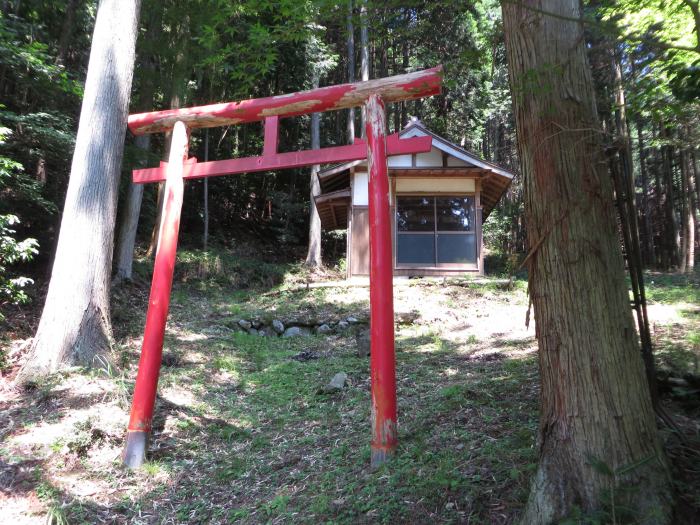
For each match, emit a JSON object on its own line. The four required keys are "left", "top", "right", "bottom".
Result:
{"left": 122, "top": 66, "right": 443, "bottom": 469}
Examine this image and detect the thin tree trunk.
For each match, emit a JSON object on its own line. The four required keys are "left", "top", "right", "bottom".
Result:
{"left": 55, "top": 0, "right": 79, "bottom": 65}
{"left": 346, "top": 0, "right": 355, "bottom": 143}
{"left": 18, "top": 0, "right": 142, "bottom": 381}
{"left": 501, "top": 1, "right": 672, "bottom": 522}
{"left": 661, "top": 125, "right": 679, "bottom": 269}
{"left": 305, "top": 75, "right": 322, "bottom": 268}
{"left": 146, "top": 28, "right": 189, "bottom": 258}
{"left": 203, "top": 128, "right": 209, "bottom": 250}
{"left": 113, "top": 135, "right": 148, "bottom": 284}
{"left": 113, "top": 41, "right": 158, "bottom": 285}
{"left": 636, "top": 120, "right": 656, "bottom": 265}
{"left": 400, "top": 37, "right": 409, "bottom": 128}
{"left": 359, "top": 0, "right": 369, "bottom": 137}
{"left": 682, "top": 147, "right": 695, "bottom": 272}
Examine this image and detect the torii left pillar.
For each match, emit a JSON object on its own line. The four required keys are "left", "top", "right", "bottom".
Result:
{"left": 123, "top": 120, "right": 189, "bottom": 468}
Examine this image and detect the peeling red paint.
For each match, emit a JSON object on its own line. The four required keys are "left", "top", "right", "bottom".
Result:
{"left": 128, "top": 66, "right": 442, "bottom": 135}
{"left": 366, "top": 95, "right": 398, "bottom": 466}
{"left": 132, "top": 133, "right": 431, "bottom": 184}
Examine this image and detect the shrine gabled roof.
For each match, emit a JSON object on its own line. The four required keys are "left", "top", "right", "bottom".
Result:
{"left": 315, "top": 120, "right": 515, "bottom": 229}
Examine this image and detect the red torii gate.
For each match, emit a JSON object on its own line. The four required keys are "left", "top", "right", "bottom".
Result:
{"left": 122, "top": 66, "right": 443, "bottom": 469}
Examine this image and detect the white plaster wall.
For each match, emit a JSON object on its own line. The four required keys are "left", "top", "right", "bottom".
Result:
{"left": 395, "top": 178, "right": 475, "bottom": 193}
{"left": 388, "top": 154, "right": 412, "bottom": 168}
{"left": 352, "top": 171, "right": 369, "bottom": 205}
{"left": 415, "top": 147, "right": 444, "bottom": 167}
{"left": 447, "top": 156, "right": 469, "bottom": 167}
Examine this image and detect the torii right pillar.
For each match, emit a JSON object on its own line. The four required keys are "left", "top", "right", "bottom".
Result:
{"left": 365, "top": 94, "right": 397, "bottom": 467}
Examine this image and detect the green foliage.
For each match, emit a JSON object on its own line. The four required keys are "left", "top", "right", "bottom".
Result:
{"left": 0, "top": 214, "right": 38, "bottom": 316}
{"left": 0, "top": 126, "right": 39, "bottom": 321}
{"left": 644, "top": 271, "right": 700, "bottom": 304}
{"left": 0, "top": 11, "right": 83, "bottom": 100}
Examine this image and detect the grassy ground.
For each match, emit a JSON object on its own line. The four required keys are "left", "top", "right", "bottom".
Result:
{"left": 1, "top": 250, "right": 698, "bottom": 524}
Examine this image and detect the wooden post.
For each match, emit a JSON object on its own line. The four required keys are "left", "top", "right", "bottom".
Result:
{"left": 475, "top": 180, "right": 484, "bottom": 275}
{"left": 123, "top": 120, "right": 188, "bottom": 468}
{"left": 365, "top": 94, "right": 397, "bottom": 467}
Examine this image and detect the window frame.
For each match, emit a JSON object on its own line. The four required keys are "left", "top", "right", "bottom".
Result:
{"left": 395, "top": 193, "right": 478, "bottom": 269}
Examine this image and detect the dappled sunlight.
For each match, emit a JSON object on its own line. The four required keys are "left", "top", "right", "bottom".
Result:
{"left": 8, "top": 269, "right": 698, "bottom": 523}
{"left": 648, "top": 303, "right": 690, "bottom": 326}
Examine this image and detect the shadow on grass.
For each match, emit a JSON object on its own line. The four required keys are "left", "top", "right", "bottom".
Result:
{"left": 2, "top": 256, "right": 544, "bottom": 525}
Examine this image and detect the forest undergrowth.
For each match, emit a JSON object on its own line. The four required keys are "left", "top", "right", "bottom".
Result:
{"left": 0, "top": 249, "right": 698, "bottom": 524}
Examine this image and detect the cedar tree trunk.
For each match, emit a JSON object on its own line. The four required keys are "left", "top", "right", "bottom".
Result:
{"left": 501, "top": 1, "right": 672, "bottom": 522}
{"left": 18, "top": 0, "right": 141, "bottom": 380}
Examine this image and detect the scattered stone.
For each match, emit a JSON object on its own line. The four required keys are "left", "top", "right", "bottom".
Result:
{"left": 395, "top": 310, "right": 420, "bottom": 325}
{"left": 247, "top": 328, "right": 259, "bottom": 336}
{"left": 356, "top": 329, "right": 370, "bottom": 357}
{"left": 316, "top": 323, "right": 332, "bottom": 335}
{"left": 251, "top": 319, "right": 262, "bottom": 329}
{"left": 317, "top": 372, "right": 348, "bottom": 394}
{"left": 468, "top": 352, "right": 505, "bottom": 362}
{"left": 161, "top": 352, "right": 181, "bottom": 367}
{"left": 346, "top": 316, "right": 359, "bottom": 324}
{"left": 337, "top": 320, "right": 350, "bottom": 331}
{"left": 283, "top": 326, "right": 307, "bottom": 337}
{"left": 272, "top": 319, "right": 285, "bottom": 334}
{"left": 329, "top": 372, "right": 347, "bottom": 389}
{"left": 257, "top": 329, "right": 267, "bottom": 337}
{"left": 238, "top": 319, "right": 252, "bottom": 330}
{"left": 445, "top": 502, "right": 455, "bottom": 510}
{"left": 291, "top": 351, "right": 319, "bottom": 362}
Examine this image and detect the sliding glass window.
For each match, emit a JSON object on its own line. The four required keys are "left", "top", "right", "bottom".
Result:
{"left": 396, "top": 196, "right": 476, "bottom": 266}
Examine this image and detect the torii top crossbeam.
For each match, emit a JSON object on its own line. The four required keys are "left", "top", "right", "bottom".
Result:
{"left": 128, "top": 66, "right": 442, "bottom": 135}
{"left": 122, "top": 66, "right": 443, "bottom": 471}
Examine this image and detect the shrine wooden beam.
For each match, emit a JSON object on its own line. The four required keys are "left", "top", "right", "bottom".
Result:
{"left": 132, "top": 133, "right": 432, "bottom": 184}
{"left": 128, "top": 66, "right": 442, "bottom": 135}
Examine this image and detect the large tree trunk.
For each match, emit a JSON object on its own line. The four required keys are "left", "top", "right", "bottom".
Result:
{"left": 18, "top": 0, "right": 141, "bottom": 381}
{"left": 501, "top": 1, "right": 672, "bottom": 523}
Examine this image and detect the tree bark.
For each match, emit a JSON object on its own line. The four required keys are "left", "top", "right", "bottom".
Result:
{"left": 18, "top": 0, "right": 142, "bottom": 381}
{"left": 501, "top": 1, "right": 672, "bottom": 523}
